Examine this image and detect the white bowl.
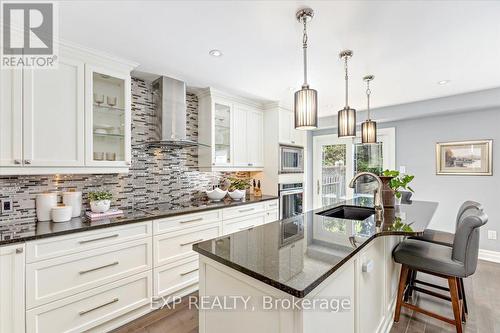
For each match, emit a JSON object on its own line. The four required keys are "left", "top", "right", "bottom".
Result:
{"left": 51, "top": 206, "right": 73, "bottom": 223}
{"left": 206, "top": 188, "right": 227, "bottom": 201}
{"left": 90, "top": 200, "right": 111, "bottom": 213}
{"left": 228, "top": 189, "right": 246, "bottom": 201}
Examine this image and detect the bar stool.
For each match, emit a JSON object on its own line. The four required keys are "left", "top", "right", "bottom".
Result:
{"left": 405, "top": 201, "right": 483, "bottom": 312}
{"left": 393, "top": 211, "right": 488, "bottom": 333}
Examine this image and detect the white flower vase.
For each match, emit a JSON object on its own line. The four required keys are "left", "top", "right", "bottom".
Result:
{"left": 90, "top": 200, "right": 111, "bottom": 213}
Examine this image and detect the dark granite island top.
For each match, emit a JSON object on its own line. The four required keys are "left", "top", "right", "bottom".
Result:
{"left": 193, "top": 197, "right": 438, "bottom": 298}
{"left": 0, "top": 195, "right": 278, "bottom": 246}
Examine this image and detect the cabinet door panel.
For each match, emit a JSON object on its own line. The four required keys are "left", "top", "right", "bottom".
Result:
{"left": 247, "top": 109, "right": 264, "bottom": 167}
{"left": 232, "top": 106, "right": 247, "bottom": 167}
{"left": 23, "top": 58, "right": 85, "bottom": 166}
{"left": 0, "top": 69, "right": 23, "bottom": 166}
{"left": 0, "top": 244, "right": 26, "bottom": 333}
{"left": 279, "top": 109, "right": 292, "bottom": 144}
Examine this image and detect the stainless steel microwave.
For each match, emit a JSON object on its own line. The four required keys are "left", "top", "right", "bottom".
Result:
{"left": 279, "top": 145, "right": 304, "bottom": 174}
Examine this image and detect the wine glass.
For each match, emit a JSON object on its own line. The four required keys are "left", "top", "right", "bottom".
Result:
{"left": 94, "top": 93, "right": 104, "bottom": 106}
{"left": 107, "top": 96, "right": 117, "bottom": 107}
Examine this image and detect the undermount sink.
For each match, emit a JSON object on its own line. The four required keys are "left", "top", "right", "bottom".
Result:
{"left": 317, "top": 205, "right": 375, "bottom": 221}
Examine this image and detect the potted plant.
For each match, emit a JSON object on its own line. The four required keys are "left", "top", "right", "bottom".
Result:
{"left": 88, "top": 191, "right": 112, "bottom": 213}
{"left": 381, "top": 170, "right": 415, "bottom": 206}
{"left": 228, "top": 178, "right": 250, "bottom": 201}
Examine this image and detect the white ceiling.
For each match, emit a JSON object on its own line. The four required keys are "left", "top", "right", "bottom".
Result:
{"left": 59, "top": 0, "right": 500, "bottom": 116}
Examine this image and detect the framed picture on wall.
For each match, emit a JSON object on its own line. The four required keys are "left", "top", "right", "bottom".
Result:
{"left": 436, "top": 140, "right": 493, "bottom": 175}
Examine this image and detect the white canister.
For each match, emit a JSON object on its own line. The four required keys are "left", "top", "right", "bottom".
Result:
{"left": 36, "top": 193, "right": 58, "bottom": 221}
{"left": 62, "top": 191, "right": 82, "bottom": 217}
{"left": 51, "top": 206, "right": 73, "bottom": 223}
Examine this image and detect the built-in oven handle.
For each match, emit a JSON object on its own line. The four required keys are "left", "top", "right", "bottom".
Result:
{"left": 280, "top": 189, "right": 304, "bottom": 195}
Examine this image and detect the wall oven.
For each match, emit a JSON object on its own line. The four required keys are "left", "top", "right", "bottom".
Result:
{"left": 279, "top": 183, "right": 304, "bottom": 219}
{"left": 279, "top": 145, "right": 304, "bottom": 174}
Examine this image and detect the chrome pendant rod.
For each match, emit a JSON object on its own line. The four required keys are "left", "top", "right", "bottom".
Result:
{"left": 302, "top": 19, "right": 308, "bottom": 87}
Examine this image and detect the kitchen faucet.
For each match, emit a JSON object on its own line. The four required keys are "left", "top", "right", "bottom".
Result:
{"left": 349, "top": 172, "right": 384, "bottom": 224}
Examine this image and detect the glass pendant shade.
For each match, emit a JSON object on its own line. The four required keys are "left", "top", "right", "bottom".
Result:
{"left": 294, "top": 87, "right": 318, "bottom": 130}
{"left": 361, "top": 119, "right": 377, "bottom": 143}
{"left": 338, "top": 107, "right": 356, "bottom": 137}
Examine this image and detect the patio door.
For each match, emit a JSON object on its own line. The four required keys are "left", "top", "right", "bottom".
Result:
{"left": 312, "top": 128, "right": 395, "bottom": 209}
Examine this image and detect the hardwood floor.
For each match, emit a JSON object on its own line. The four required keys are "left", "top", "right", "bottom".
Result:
{"left": 112, "top": 261, "right": 499, "bottom": 333}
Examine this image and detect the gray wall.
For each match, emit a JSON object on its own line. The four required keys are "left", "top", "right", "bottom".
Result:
{"left": 309, "top": 107, "right": 500, "bottom": 252}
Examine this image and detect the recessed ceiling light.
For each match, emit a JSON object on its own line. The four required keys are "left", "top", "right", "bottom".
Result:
{"left": 209, "top": 49, "right": 223, "bottom": 57}
{"left": 438, "top": 80, "right": 450, "bottom": 85}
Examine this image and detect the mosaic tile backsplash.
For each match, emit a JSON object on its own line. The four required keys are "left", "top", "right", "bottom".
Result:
{"left": 0, "top": 78, "right": 246, "bottom": 224}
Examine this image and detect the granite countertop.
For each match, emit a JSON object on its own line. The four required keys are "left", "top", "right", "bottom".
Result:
{"left": 193, "top": 197, "right": 438, "bottom": 298}
{"left": 0, "top": 195, "right": 278, "bottom": 246}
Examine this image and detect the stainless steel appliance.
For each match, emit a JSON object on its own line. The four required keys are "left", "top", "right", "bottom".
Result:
{"left": 279, "top": 183, "right": 304, "bottom": 219}
{"left": 280, "top": 216, "right": 304, "bottom": 247}
{"left": 279, "top": 145, "right": 304, "bottom": 174}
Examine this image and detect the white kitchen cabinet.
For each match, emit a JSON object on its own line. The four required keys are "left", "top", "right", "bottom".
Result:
{"left": 0, "top": 69, "right": 23, "bottom": 167}
{"left": 0, "top": 243, "right": 25, "bottom": 333}
{"left": 0, "top": 43, "right": 137, "bottom": 175}
{"left": 279, "top": 108, "right": 305, "bottom": 146}
{"left": 85, "top": 64, "right": 132, "bottom": 168}
{"left": 23, "top": 57, "right": 85, "bottom": 167}
{"left": 198, "top": 88, "right": 264, "bottom": 171}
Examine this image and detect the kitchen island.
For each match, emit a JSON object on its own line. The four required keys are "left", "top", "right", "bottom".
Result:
{"left": 193, "top": 198, "right": 438, "bottom": 333}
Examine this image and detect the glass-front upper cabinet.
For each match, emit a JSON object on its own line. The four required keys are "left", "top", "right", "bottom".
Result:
{"left": 213, "top": 102, "right": 232, "bottom": 166}
{"left": 85, "top": 65, "right": 131, "bottom": 168}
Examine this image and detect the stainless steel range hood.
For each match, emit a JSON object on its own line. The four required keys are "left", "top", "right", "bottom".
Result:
{"left": 147, "top": 76, "right": 208, "bottom": 148}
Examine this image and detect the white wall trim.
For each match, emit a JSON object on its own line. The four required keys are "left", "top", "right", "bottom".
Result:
{"left": 478, "top": 249, "right": 500, "bottom": 263}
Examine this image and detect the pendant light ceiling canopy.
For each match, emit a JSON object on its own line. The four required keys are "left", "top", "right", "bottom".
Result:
{"left": 338, "top": 50, "right": 356, "bottom": 138}
{"left": 361, "top": 75, "right": 377, "bottom": 144}
{"left": 294, "top": 7, "right": 318, "bottom": 130}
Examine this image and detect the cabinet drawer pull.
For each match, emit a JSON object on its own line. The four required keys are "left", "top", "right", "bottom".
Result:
{"left": 180, "top": 217, "right": 203, "bottom": 224}
{"left": 239, "top": 225, "right": 255, "bottom": 230}
{"left": 79, "top": 298, "right": 119, "bottom": 316}
{"left": 268, "top": 203, "right": 277, "bottom": 207}
{"left": 79, "top": 261, "right": 119, "bottom": 274}
{"left": 24, "top": 159, "right": 32, "bottom": 165}
{"left": 14, "top": 159, "right": 22, "bottom": 165}
{"left": 79, "top": 234, "right": 119, "bottom": 244}
{"left": 239, "top": 208, "right": 254, "bottom": 213}
{"left": 16, "top": 248, "right": 23, "bottom": 254}
{"left": 180, "top": 268, "right": 199, "bottom": 276}
{"left": 180, "top": 238, "right": 204, "bottom": 246}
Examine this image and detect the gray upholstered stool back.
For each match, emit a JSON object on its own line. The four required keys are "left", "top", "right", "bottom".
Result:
{"left": 455, "top": 201, "right": 483, "bottom": 231}
{"left": 452, "top": 211, "right": 488, "bottom": 277}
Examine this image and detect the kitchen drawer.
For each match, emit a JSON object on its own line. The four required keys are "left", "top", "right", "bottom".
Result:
{"left": 26, "top": 221, "right": 152, "bottom": 263}
{"left": 154, "top": 209, "right": 222, "bottom": 235}
{"left": 154, "top": 256, "right": 199, "bottom": 298}
{"left": 265, "top": 209, "right": 279, "bottom": 224}
{"left": 26, "top": 238, "right": 152, "bottom": 309}
{"left": 222, "top": 202, "right": 266, "bottom": 220}
{"left": 264, "top": 200, "right": 279, "bottom": 211}
{"left": 26, "top": 271, "right": 152, "bottom": 333}
{"left": 154, "top": 223, "right": 220, "bottom": 267}
{"left": 223, "top": 213, "right": 266, "bottom": 235}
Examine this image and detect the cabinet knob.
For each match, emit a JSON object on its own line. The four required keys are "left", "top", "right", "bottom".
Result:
{"left": 16, "top": 248, "right": 23, "bottom": 254}
{"left": 248, "top": 163, "right": 253, "bottom": 166}
{"left": 24, "top": 160, "right": 32, "bottom": 165}
{"left": 125, "top": 161, "right": 131, "bottom": 166}
{"left": 291, "top": 141, "right": 295, "bottom": 144}
{"left": 14, "top": 159, "right": 21, "bottom": 165}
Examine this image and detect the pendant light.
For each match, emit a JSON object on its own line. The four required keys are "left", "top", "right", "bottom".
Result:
{"left": 361, "top": 75, "right": 377, "bottom": 144}
{"left": 294, "top": 8, "right": 318, "bottom": 130}
{"left": 338, "top": 50, "right": 356, "bottom": 137}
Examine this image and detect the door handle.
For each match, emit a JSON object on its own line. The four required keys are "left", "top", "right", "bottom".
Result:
{"left": 317, "top": 179, "right": 320, "bottom": 195}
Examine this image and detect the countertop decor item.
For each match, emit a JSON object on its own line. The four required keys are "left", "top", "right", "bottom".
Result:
{"left": 206, "top": 188, "right": 227, "bottom": 202}
{"left": 338, "top": 50, "right": 356, "bottom": 138}
{"left": 293, "top": 7, "right": 318, "bottom": 130}
{"left": 88, "top": 191, "right": 112, "bottom": 213}
{"left": 62, "top": 191, "right": 82, "bottom": 217}
{"left": 382, "top": 169, "right": 415, "bottom": 205}
{"left": 51, "top": 206, "right": 73, "bottom": 223}
{"left": 85, "top": 209, "right": 124, "bottom": 221}
{"left": 36, "top": 193, "right": 58, "bottom": 222}
{"left": 361, "top": 75, "right": 377, "bottom": 144}
{"left": 436, "top": 140, "right": 493, "bottom": 175}
{"left": 228, "top": 189, "right": 245, "bottom": 201}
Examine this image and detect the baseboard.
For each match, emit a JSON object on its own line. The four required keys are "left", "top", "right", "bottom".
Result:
{"left": 478, "top": 249, "right": 500, "bottom": 263}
